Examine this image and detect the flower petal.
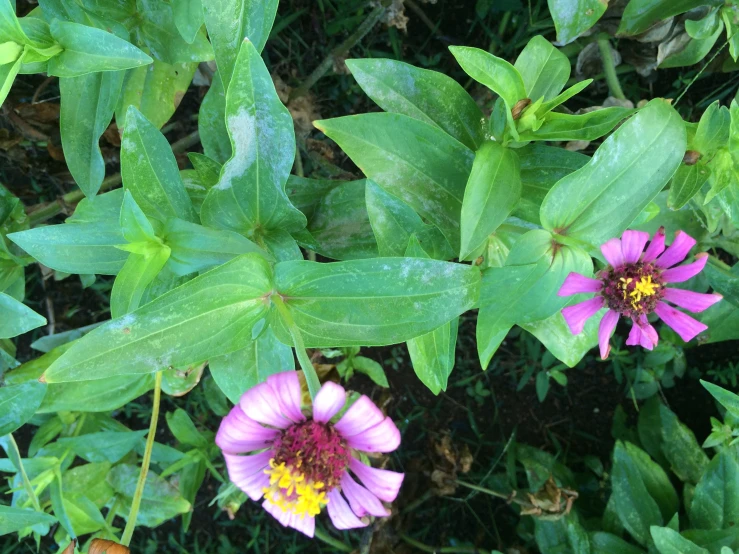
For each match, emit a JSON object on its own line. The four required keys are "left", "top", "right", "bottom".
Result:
{"left": 558, "top": 272, "right": 603, "bottom": 297}
{"left": 621, "top": 230, "right": 650, "bottom": 264}
{"left": 263, "top": 499, "right": 290, "bottom": 526}
{"left": 601, "top": 238, "right": 625, "bottom": 268}
{"left": 637, "top": 316, "right": 658, "bottom": 349}
{"left": 598, "top": 310, "right": 619, "bottom": 359}
{"left": 663, "top": 288, "right": 722, "bottom": 313}
{"left": 562, "top": 297, "right": 604, "bottom": 335}
{"left": 654, "top": 302, "right": 708, "bottom": 342}
{"left": 239, "top": 381, "right": 292, "bottom": 429}
{"left": 349, "top": 458, "right": 404, "bottom": 502}
{"left": 642, "top": 227, "right": 666, "bottom": 262}
{"left": 225, "top": 451, "right": 272, "bottom": 500}
{"left": 340, "top": 473, "right": 389, "bottom": 518}
{"left": 626, "top": 320, "right": 642, "bottom": 346}
{"left": 262, "top": 500, "right": 316, "bottom": 537}
{"left": 313, "top": 382, "right": 347, "bottom": 424}
{"left": 346, "top": 417, "right": 401, "bottom": 453}
{"left": 326, "top": 489, "right": 367, "bottom": 530}
{"left": 334, "top": 395, "right": 385, "bottom": 438}
{"left": 661, "top": 253, "right": 708, "bottom": 283}
{"left": 266, "top": 371, "right": 305, "bottom": 423}
{"left": 655, "top": 231, "right": 696, "bottom": 268}
{"left": 216, "top": 405, "right": 279, "bottom": 454}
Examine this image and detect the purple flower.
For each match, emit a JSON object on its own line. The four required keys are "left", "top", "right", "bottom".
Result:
{"left": 216, "top": 371, "right": 403, "bottom": 537}
{"left": 558, "top": 228, "right": 722, "bottom": 359}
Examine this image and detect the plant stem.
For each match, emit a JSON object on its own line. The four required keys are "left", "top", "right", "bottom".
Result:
{"left": 399, "top": 533, "right": 486, "bottom": 554}
{"left": 26, "top": 129, "right": 200, "bottom": 226}
{"left": 121, "top": 371, "right": 163, "bottom": 547}
{"left": 4, "top": 434, "right": 41, "bottom": 512}
{"left": 454, "top": 479, "right": 536, "bottom": 510}
{"left": 271, "top": 294, "right": 321, "bottom": 400}
{"left": 314, "top": 528, "right": 353, "bottom": 552}
{"left": 597, "top": 36, "right": 626, "bottom": 101}
{"left": 289, "top": 4, "right": 388, "bottom": 101}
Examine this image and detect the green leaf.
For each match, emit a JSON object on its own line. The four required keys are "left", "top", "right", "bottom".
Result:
{"left": 651, "top": 526, "right": 710, "bottom": 554}
{"left": 134, "top": 0, "right": 212, "bottom": 64}
{"left": 314, "top": 113, "right": 473, "bottom": 250}
{"left": 198, "top": 72, "right": 231, "bottom": 164}
{"left": 611, "top": 441, "right": 675, "bottom": 546}
{"left": 449, "top": 45, "right": 525, "bottom": 108}
{"left": 703, "top": 259, "right": 739, "bottom": 308}
{"left": 346, "top": 58, "right": 484, "bottom": 150}
{"left": 0, "top": 379, "right": 46, "bottom": 436}
{"left": 286, "top": 175, "right": 342, "bottom": 220}
{"left": 540, "top": 100, "right": 686, "bottom": 246}
{"left": 0, "top": 52, "right": 23, "bottom": 107}
{"left": 548, "top": 0, "right": 608, "bottom": 44}
{"left": 519, "top": 108, "right": 633, "bottom": 142}
{"left": 0, "top": 0, "right": 30, "bottom": 45}
{"left": 43, "top": 253, "right": 272, "bottom": 383}
{"left": 514, "top": 35, "right": 570, "bottom": 101}
{"left": 690, "top": 449, "right": 739, "bottom": 530}
{"left": 307, "top": 180, "right": 377, "bottom": 260}
{"left": 365, "top": 179, "right": 453, "bottom": 260}
{"left": 58, "top": 430, "right": 146, "bottom": 463}
{"left": 521, "top": 309, "right": 600, "bottom": 368}
{"left": 407, "top": 317, "right": 458, "bottom": 394}
{"left": 59, "top": 70, "right": 123, "bottom": 198}
{"left": 48, "top": 20, "right": 151, "bottom": 77}
{"left": 110, "top": 248, "right": 170, "bottom": 318}
{"left": 352, "top": 356, "right": 389, "bottom": 387}
{"left": 209, "top": 327, "right": 294, "bottom": 404}
{"left": 120, "top": 190, "right": 157, "bottom": 243}
{"left": 172, "top": 0, "right": 204, "bottom": 43}
{"left": 660, "top": 23, "right": 723, "bottom": 69}
{"left": 0, "top": 292, "right": 46, "bottom": 338}
{"left": 658, "top": 403, "right": 709, "bottom": 485}
{"left": 697, "top": 301, "right": 739, "bottom": 344}
{"left": 0, "top": 506, "right": 56, "bottom": 536}
{"left": 162, "top": 217, "right": 264, "bottom": 276}
{"left": 534, "top": 515, "right": 591, "bottom": 554}
{"left": 538, "top": 79, "right": 593, "bottom": 115}
{"left": 668, "top": 164, "right": 712, "bottom": 210}
{"left": 693, "top": 101, "right": 731, "bottom": 157}
{"left": 590, "top": 531, "right": 647, "bottom": 554}
{"left": 63, "top": 492, "right": 106, "bottom": 536}
{"left": 166, "top": 409, "right": 207, "bottom": 448}
{"left": 62, "top": 463, "right": 115, "bottom": 508}
{"left": 683, "top": 529, "right": 739, "bottom": 553}
{"left": 121, "top": 106, "right": 196, "bottom": 223}
{"left": 273, "top": 257, "right": 480, "bottom": 347}
{"left": 108, "top": 464, "right": 190, "bottom": 527}
{"left": 637, "top": 397, "right": 670, "bottom": 467}
{"left": 203, "top": 0, "right": 278, "bottom": 90}
{"left": 201, "top": 39, "right": 305, "bottom": 237}
{"left": 701, "top": 380, "right": 739, "bottom": 418}
{"left": 618, "top": 0, "right": 713, "bottom": 36}
{"left": 459, "top": 141, "right": 521, "bottom": 259}
{"left": 116, "top": 60, "right": 197, "bottom": 130}
{"left": 516, "top": 144, "right": 589, "bottom": 225}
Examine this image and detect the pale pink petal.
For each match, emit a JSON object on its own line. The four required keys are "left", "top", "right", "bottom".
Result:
{"left": 340, "top": 473, "right": 389, "bottom": 518}
{"left": 334, "top": 395, "right": 385, "bottom": 438}
{"left": 562, "top": 297, "right": 604, "bottom": 335}
{"left": 626, "top": 321, "right": 642, "bottom": 346}
{"left": 313, "top": 382, "right": 347, "bottom": 423}
{"left": 263, "top": 499, "right": 291, "bottom": 526}
{"left": 663, "top": 288, "right": 722, "bottom": 313}
{"left": 558, "top": 272, "right": 603, "bottom": 297}
{"left": 654, "top": 302, "right": 708, "bottom": 342}
{"left": 621, "top": 230, "right": 650, "bottom": 264}
{"left": 661, "top": 254, "right": 708, "bottom": 283}
{"left": 289, "top": 512, "right": 315, "bottom": 538}
{"left": 642, "top": 227, "right": 666, "bottom": 262}
{"left": 349, "top": 458, "right": 404, "bottom": 502}
{"left": 239, "top": 381, "right": 292, "bottom": 429}
{"left": 637, "top": 316, "right": 659, "bottom": 349}
{"left": 225, "top": 452, "right": 272, "bottom": 500}
{"left": 216, "top": 406, "right": 279, "bottom": 454}
{"left": 266, "top": 371, "right": 305, "bottom": 423}
{"left": 655, "top": 231, "right": 696, "bottom": 268}
{"left": 598, "top": 310, "right": 619, "bottom": 359}
{"left": 326, "top": 489, "right": 367, "bottom": 530}
{"left": 346, "top": 417, "right": 401, "bottom": 453}
{"left": 601, "top": 238, "right": 625, "bottom": 268}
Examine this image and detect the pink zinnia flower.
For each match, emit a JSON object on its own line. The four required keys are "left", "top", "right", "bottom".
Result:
{"left": 558, "top": 228, "right": 722, "bottom": 359}
{"left": 216, "top": 371, "right": 403, "bottom": 537}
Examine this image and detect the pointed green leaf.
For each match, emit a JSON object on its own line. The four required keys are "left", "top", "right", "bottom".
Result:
{"left": 0, "top": 506, "right": 56, "bottom": 536}
{"left": 135, "top": 0, "right": 212, "bottom": 64}
{"left": 172, "top": 0, "right": 204, "bottom": 43}
{"left": 201, "top": 39, "right": 305, "bottom": 236}
{"left": 110, "top": 248, "right": 170, "bottom": 318}
{"left": 0, "top": 292, "right": 46, "bottom": 338}
{"left": 618, "top": 0, "right": 711, "bottom": 36}
{"left": 548, "top": 0, "right": 608, "bottom": 44}
{"left": 650, "top": 527, "right": 709, "bottom": 554}
{"left": 514, "top": 35, "right": 571, "bottom": 102}
{"left": 198, "top": 72, "right": 231, "bottom": 164}
{"left": 449, "top": 45, "right": 525, "bottom": 108}
{"left": 668, "top": 164, "right": 712, "bottom": 210}
{"left": 0, "top": 379, "right": 46, "bottom": 436}
{"left": 690, "top": 449, "right": 739, "bottom": 530}
{"left": 519, "top": 108, "right": 632, "bottom": 142}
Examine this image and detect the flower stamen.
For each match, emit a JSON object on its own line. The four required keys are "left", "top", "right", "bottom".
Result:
{"left": 263, "top": 459, "right": 328, "bottom": 518}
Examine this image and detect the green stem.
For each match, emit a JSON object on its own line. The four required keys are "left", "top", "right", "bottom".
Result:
{"left": 314, "top": 528, "right": 353, "bottom": 552}
{"left": 5, "top": 434, "right": 42, "bottom": 512}
{"left": 271, "top": 294, "right": 321, "bottom": 400}
{"left": 120, "top": 371, "right": 163, "bottom": 547}
{"left": 597, "top": 36, "right": 626, "bottom": 101}
{"left": 455, "top": 480, "right": 536, "bottom": 510}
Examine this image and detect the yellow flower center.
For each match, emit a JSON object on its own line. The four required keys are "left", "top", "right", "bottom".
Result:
{"left": 620, "top": 276, "right": 660, "bottom": 309}
{"left": 262, "top": 459, "right": 328, "bottom": 518}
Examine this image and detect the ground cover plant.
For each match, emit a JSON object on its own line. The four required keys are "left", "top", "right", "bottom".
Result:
{"left": 1, "top": 0, "right": 738, "bottom": 552}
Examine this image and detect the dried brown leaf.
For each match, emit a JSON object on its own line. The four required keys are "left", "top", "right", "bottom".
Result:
{"left": 89, "top": 539, "right": 130, "bottom": 554}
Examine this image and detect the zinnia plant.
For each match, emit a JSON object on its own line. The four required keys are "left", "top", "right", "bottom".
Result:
{"left": 558, "top": 228, "right": 722, "bottom": 358}
{"left": 216, "top": 371, "right": 403, "bottom": 537}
